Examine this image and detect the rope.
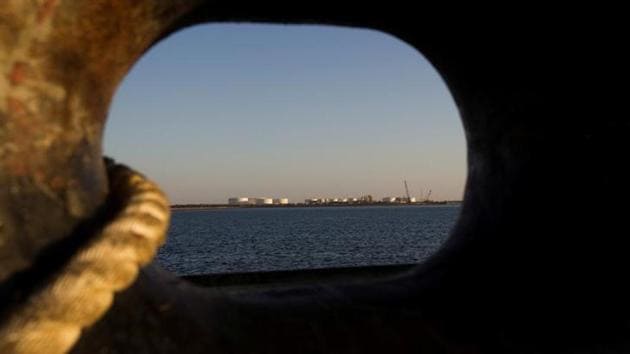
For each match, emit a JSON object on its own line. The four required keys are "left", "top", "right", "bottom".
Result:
{"left": 0, "top": 162, "right": 171, "bottom": 354}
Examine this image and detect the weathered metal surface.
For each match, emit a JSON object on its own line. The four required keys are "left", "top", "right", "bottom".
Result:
{"left": 0, "top": 161, "right": 170, "bottom": 353}
{"left": 0, "top": 1, "right": 628, "bottom": 353}
{"left": 0, "top": 0, "right": 198, "bottom": 285}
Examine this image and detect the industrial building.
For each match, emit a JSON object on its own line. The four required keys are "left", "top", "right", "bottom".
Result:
{"left": 304, "top": 196, "right": 376, "bottom": 205}
{"left": 382, "top": 196, "right": 417, "bottom": 203}
{"left": 273, "top": 198, "right": 289, "bottom": 205}
{"left": 228, "top": 197, "right": 289, "bottom": 206}
{"left": 228, "top": 197, "right": 250, "bottom": 205}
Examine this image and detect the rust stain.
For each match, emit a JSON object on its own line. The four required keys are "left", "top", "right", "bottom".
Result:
{"left": 8, "top": 61, "right": 29, "bottom": 86}
{"left": 5, "top": 158, "right": 29, "bottom": 177}
{"left": 6, "top": 97, "right": 28, "bottom": 116}
{"left": 50, "top": 176, "right": 65, "bottom": 190}
{"left": 36, "top": 0, "right": 59, "bottom": 24}
{"left": 34, "top": 170, "right": 46, "bottom": 183}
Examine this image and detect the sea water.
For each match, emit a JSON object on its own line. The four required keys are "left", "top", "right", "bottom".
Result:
{"left": 156, "top": 205, "right": 460, "bottom": 275}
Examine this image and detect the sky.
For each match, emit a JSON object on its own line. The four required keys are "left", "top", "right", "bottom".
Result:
{"left": 104, "top": 24, "right": 466, "bottom": 204}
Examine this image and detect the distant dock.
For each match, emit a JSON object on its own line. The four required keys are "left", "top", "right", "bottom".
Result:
{"left": 170, "top": 200, "right": 460, "bottom": 210}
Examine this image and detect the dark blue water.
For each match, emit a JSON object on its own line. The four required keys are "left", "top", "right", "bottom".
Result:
{"left": 156, "top": 205, "right": 460, "bottom": 275}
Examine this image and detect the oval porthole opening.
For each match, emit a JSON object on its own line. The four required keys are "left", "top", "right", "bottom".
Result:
{"left": 104, "top": 24, "right": 466, "bottom": 280}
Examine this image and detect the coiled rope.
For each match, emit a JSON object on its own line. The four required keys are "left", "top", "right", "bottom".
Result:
{"left": 0, "top": 162, "right": 170, "bottom": 354}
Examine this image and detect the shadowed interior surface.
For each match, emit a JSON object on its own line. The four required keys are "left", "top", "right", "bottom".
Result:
{"left": 0, "top": 2, "right": 627, "bottom": 353}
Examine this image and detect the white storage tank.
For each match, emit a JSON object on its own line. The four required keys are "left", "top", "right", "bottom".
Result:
{"left": 274, "top": 198, "right": 289, "bottom": 205}
{"left": 229, "top": 197, "right": 251, "bottom": 205}
{"left": 255, "top": 198, "right": 273, "bottom": 205}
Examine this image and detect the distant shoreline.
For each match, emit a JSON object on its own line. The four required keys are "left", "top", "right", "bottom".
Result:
{"left": 171, "top": 201, "right": 462, "bottom": 210}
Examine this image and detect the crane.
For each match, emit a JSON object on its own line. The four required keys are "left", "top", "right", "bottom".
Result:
{"left": 404, "top": 180, "right": 411, "bottom": 203}
{"left": 425, "top": 189, "right": 432, "bottom": 202}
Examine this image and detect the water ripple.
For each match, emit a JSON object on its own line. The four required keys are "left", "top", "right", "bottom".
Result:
{"left": 156, "top": 205, "right": 460, "bottom": 275}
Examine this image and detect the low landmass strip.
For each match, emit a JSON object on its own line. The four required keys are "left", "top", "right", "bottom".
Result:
{"left": 171, "top": 200, "right": 461, "bottom": 210}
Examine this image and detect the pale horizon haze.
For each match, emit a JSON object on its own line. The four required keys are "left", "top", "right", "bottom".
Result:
{"left": 104, "top": 24, "right": 466, "bottom": 204}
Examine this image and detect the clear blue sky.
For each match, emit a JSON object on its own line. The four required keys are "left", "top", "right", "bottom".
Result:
{"left": 104, "top": 24, "right": 466, "bottom": 204}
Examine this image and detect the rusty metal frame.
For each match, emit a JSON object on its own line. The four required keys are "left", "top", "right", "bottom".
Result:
{"left": 1, "top": 2, "right": 628, "bottom": 353}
